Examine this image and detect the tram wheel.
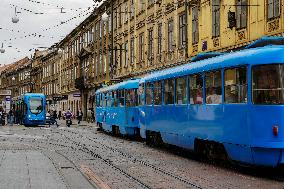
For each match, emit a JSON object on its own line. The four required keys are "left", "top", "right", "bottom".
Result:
{"left": 112, "top": 126, "right": 120, "bottom": 136}
{"left": 146, "top": 131, "right": 164, "bottom": 147}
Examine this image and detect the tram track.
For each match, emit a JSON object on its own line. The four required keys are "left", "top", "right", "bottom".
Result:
{"left": 36, "top": 132, "right": 153, "bottom": 189}
{"left": 58, "top": 128, "right": 205, "bottom": 189}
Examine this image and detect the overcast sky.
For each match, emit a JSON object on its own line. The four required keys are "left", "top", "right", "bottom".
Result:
{"left": 0, "top": 0, "right": 102, "bottom": 65}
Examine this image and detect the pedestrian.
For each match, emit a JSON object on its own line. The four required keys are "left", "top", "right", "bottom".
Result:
{"left": 77, "top": 109, "right": 83, "bottom": 125}
{"left": 87, "top": 108, "right": 92, "bottom": 123}
{"left": 15, "top": 109, "right": 19, "bottom": 125}
{"left": 46, "top": 111, "right": 51, "bottom": 127}
{"left": 50, "top": 111, "right": 59, "bottom": 127}
{"left": 58, "top": 110, "right": 62, "bottom": 120}
{"left": 8, "top": 109, "right": 14, "bottom": 126}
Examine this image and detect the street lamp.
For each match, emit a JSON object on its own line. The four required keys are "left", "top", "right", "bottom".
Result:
{"left": 0, "top": 43, "right": 5, "bottom": 53}
{"left": 12, "top": 7, "right": 19, "bottom": 23}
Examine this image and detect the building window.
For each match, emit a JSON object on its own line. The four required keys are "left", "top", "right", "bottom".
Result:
{"left": 139, "top": 0, "right": 145, "bottom": 12}
{"left": 130, "top": 38, "right": 135, "bottom": 64}
{"left": 267, "top": 0, "right": 280, "bottom": 20}
{"left": 179, "top": 13, "right": 187, "bottom": 48}
{"left": 119, "top": 45, "right": 123, "bottom": 68}
{"left": 168, "top": 20, "right": 174, "bottom": 52}
{"left": 139, "top": 33, "right": 144, "bottom": 62}
{"left": 236, "top": 0, "right": 248, "bottom": 29}
{"left": 125, "top": 42, "right": 128, "bottom": 67}
{"left": 158, "top": 23, "right": 162, "bottom": 55}
{"left": 118, "top": 5, "right": 122, "bottom": 26}
{"left": 148, "top": 0, "right": 154, "bottom": 6}
{"left": 212, "top": 0, "right": 220, "bottom": 37}
{"left": 192, "top": 6, "right": 199, "bottom": 44}
{"left": 124, "top": 3, "right": 128, "bottom": 23}
{"left": 148, "top": 29, "right": 153, "bottom": 59}
{"left": 130, "top": 0, "right": 135, "bottom": 18}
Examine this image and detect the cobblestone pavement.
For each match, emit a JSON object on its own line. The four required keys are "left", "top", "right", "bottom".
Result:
{"left": 0, "top": 123, "right": 283, "bottom": 189}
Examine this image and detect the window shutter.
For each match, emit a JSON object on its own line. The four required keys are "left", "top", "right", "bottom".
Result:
{"left": 267, "top": 0, "right": 274, "bottom": 19}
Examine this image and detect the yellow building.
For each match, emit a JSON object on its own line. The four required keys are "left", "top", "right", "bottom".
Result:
{"left": 109, "top": 0, "right": 284, "bottom": 80}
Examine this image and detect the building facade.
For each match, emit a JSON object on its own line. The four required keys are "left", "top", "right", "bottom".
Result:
{"left": 58, "top": 1, "right": 111, "bottom": 116}
{"left": 105, "top": 0, "right": 284, "bottom": 80}
{"left": 41, "top": 49, "right": 60, "bottom": 111}
{"left": 0, "top": 0, "right": 283, "bottom": 117}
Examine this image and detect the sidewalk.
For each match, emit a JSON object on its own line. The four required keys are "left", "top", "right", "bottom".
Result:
{"left": 57, "top": 119, "right": 96, "bottom": 127}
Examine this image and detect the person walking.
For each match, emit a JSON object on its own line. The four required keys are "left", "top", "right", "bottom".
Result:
{"left": 87, "top": 108, "right": 92, "bottom": 123}
{"left": 8, "top": 109, "right": 14, "bottom": 126}
{"left": 77, "top": 109, "right": 83, "bottom": 125}
{"left": 58, "top": 110, "right": 62, "bottom": 120}
{"left": 50, "top": 111, "right": 59, "bottom": 127}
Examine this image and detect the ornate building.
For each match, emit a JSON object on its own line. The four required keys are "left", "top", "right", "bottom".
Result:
{"left": 41, "top": 48, "right": 60, "bottom": 111}
{"left": 109, "top": 0, "right": 284, "bottom": 80}
{"left": 58, "top": 1, "right": 111, "bottom": 116}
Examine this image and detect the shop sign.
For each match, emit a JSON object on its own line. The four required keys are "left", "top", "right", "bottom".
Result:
{"left": 0, "top": 90, "right": 11, "bottom": 96}
{"left": 73, "top": 93, "right": 81, "bottom": 98}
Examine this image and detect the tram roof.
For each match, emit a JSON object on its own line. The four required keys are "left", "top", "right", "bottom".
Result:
{"left": 96, "top": 78, "right": 140, "bottom": 94}
{"left": 140, "top": 45, "right": 284, "bottom": 83}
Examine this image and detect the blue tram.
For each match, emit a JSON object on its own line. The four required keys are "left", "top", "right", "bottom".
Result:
{"left": 138, "top": 37, "right": 284, "bottom": 167}
{"left": 96, "top": 79, "right": 140, "bottom": 136}
{"left": 14, "top": 93, "right": 46, "bottom": 126}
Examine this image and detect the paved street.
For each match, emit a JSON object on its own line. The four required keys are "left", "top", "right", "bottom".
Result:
{"left": 0, "top": 123, "right": 281, "bottom": 189}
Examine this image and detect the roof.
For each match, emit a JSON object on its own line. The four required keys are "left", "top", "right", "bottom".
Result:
{"left": 96, "top": 78, "right": 141, "bottom": 94}
{"left": 140, "top": 45, "right": 284, "bottom": 83}
{"left": 2, "top": 57, "right": 30, "bottom": 75}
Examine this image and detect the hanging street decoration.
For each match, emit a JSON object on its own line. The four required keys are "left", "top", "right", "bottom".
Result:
{"left": 10, "top": 4, "right": 44, "bottom": 15}
{"left": 3, "top": 8, "right": 93, "bottom": 43}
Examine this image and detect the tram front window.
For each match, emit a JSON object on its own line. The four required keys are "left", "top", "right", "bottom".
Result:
{"left": 252, "top": 64, "right": 284, "bottom": 104}
{"left": 29, "top": 98, "right": 43, "bottom": 114}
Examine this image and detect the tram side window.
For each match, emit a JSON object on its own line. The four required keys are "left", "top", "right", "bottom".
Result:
{"left": 146, "top": 83, "right": 153, "bottom": 105}
{"left": 164, "top": 79, "right": 175, "bottom": 105}
{"left": 138, "top": 84, "right": 145, "bottom": 106}
{"left": 225, "top": 67, "right": 247, "bottom": 103}
{"left": 103, "top": 93, "right": 107, "bottom": 107}
{"left": 100, "top": 94, "right": 103, "bottom": 107}
{"left": 190, "top": 74, "right": 203, "bottom": 104}
{"left": 206, "top": 70, "right": 222, "bottom": 104}
{"left": 96, "top": 95, "right": 100, "bottom": 107}
{"left": 154, "top": 81, "right": 162, "bottom": 105}
{"left": 118, "top": 90, "right": 125, "bottom": 107}
{"left": 107, "top": 92, "right": 112, "bottom": 107}
{"left": 176, "top": 77, "right": 187, "bottom": 104}
{"left": 112, "top": 91, "right": 117, "bottom": 107}
{"left": 252, "top": 64, "right": 284, "bottom": 104}
{"left": 126, "top": 89, "right": 138, "bottom": 107}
